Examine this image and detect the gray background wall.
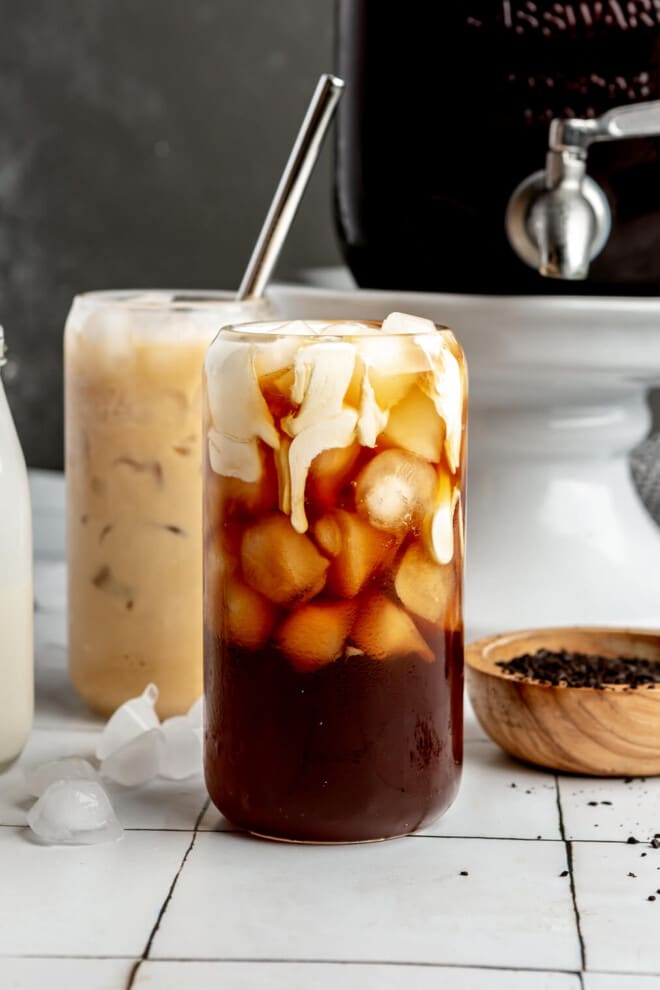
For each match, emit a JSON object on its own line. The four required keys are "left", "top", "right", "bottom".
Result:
{"left": 1, "top": 2, "right": 658, "bottom": 469}
{"left": 0, "top": 0, "right": 339, "bottom": 468}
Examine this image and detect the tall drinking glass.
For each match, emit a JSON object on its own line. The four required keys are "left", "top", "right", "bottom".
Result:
{"left": 203, "top": 314, "right": 468, "bottom": 842}
{"left": 65, "top": 290, "right": 272, "bottom": 717}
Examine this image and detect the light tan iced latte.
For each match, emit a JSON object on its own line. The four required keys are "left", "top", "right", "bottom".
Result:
{"left": 65, "top": 291, "right": 271, "bottom": 717}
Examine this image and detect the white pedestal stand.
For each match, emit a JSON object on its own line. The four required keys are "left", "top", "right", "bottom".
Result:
{"left": 271, "top": 281, "right": 660, "bottom": 641}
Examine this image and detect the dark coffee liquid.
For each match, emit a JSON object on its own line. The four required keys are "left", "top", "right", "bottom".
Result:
{"left": 335, "top": 1, "right": 660, "bottom": 294}
{"left": 204, "top": 629, "right": 463, "bottom": 843}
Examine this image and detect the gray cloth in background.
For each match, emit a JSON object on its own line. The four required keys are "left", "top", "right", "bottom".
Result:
{"left": 631, "top": 434, "right": 660, "bottom": 525}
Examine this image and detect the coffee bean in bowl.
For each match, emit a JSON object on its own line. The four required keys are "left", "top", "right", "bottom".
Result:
{"left": 497, "top": 649, "right": 660, "bottom": 690}
{"left": 466, "top": 627, "right": 660, "bottom": 777}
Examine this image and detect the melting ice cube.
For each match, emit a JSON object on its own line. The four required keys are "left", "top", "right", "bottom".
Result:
{"left": 381, "top": 311, "right": 436, "bottom": 336}
{"left": 25, "top": 758, "right": 99, "bottom": 798}
{"left": 27, "top": 780, "right": 123, "bottom": 845}
{"left": 355, "top": 449, "right": 436, "bottom": 535}
{"left": 160, "top": 717, "right": 203, "bottom": 780}
{"left": 100, "top": 727, "right": 165, "bottom": 786}
{"left": 96, "top": 683, "right": 160, "bottom": 761}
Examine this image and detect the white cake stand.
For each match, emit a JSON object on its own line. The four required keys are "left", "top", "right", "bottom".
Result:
{"left": 270, "top": 274, "right": 660, "bottom": 641}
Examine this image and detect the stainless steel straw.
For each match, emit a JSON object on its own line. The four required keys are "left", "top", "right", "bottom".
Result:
{"left": 236, "top": 73, "right": 344, "bottom": 300}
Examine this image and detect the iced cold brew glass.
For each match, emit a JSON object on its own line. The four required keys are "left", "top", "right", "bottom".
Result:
{"left": 65, "top": 290, "right": 272, "bottom": 718}
{"left": 203, "top": 314, "right": 467, "bottom": 842}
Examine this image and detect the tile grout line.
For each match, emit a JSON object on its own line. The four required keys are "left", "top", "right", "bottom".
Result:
{"left": 124, "top": 797, "right": 210, "bottom": 990}
{"left": 554, "top": 774, "right": 587, "bottom": 974}
{"left": 124, "top": 956, "right": 587, "bottom": 974}
{"left": 0, "top": 821, "right": 655, "bottom": 844}
{"left": 6, "top": 954, "right": 660, "bottom": 978}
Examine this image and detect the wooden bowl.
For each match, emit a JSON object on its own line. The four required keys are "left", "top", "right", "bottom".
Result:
{"left": 466, "top": 627, "right": 660, "bottom": 776}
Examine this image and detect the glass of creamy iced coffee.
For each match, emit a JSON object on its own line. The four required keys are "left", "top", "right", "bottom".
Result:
{"left": 202, "top": 313, "right": 468, "bottom": 842}
{"left": 65, "top": 290, "right": 272, "bottom": 718}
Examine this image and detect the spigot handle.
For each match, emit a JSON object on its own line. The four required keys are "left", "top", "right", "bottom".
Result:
{"left": 552, "top": 100, "right": 660, "bottom": 153}
{"left": 507, "top": 97, "right": 660, "bottom": 280}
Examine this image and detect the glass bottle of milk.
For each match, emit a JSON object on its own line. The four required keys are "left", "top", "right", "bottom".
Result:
{"left": 0, "top": 326, "right": 33, "bottom": 766}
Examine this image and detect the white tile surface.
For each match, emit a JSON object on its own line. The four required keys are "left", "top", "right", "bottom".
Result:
{"left": 108, "top": 779, "right": 207, "bottom": 831}
{"left": 558, "top": 776, "right": 660, "bottom": 843}
{"left": 34, "top": 561, "right": 67, "bottom": 614}
{"left": 197, "top": 802, "right": 234, "bottom": 832}
{"left": 1, "top": 956, "right": 133, "bottom": 990}
{"left": 463, "top": 694, "right": 489, "bottom": 742}
{"left": 34, "top": 610, "right": 67, "bottom": 664}
{"left": 425, "top": 740, "right": 560, "bottom": 839}
{"left": 34, "top": 663, "right": 104, "bottom": 732}
{"left": 0, "top": 729, "right": 207, "bottom": 830}
{"left": 135, "top": 960, "right": 581, "bottom": 990}
{"left": 0, "top": 766, "right": 32, "bottom": 827}
{"left": 584, "top": 975, "right": 660, "bottom": 989}
{"left": 151, "top": 833, "right": 580, "bottom": 969}
{"left": 6, "top": 470, "right": 660, "bottom": 983}
{"left": 573, "top": 841, "right": 660, "bottom": 974}
{"left": 30, "top": 470, "right": 66, "bottom": 562}
{"left": 0, "top": 827, "right": 189, "bottom": 957}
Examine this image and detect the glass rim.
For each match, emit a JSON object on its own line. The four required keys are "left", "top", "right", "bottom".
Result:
{"left": 69, "top": 289, "right": 268, "bottom": 313}
{"left": 218, "top": 318, "right": 451, "bottom": 340}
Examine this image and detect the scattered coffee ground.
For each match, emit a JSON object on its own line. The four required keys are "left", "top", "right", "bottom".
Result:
{"left": 648, "top": 895, "right": 656, "bottom": 902}
{"left": 628, "top": 836, "right": 640, "bottom": 844}
{"left": 628, "top": 872, "right": 637, "bottom": 878}
{"left": 588, "top": 801, "right": 598, "bottom": 806}
{"left": 496, "top": 649, "right": 660, "bottom": 689}
{"left": 602, "top": 801, "right": 612, "bottom": 805}
{"left": 652, "top": 838, "right": 660, "bottom": 849}
{"left": 559, "top": 870, "right": 569, "bottom": 877}
{"left": 459, "top": 871, "right": 468, "bottom": 877}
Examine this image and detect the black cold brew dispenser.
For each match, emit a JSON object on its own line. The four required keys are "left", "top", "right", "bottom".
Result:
{"left": 335, "top": 1, "right": 660, "bottom": 294}
{"left": 329, "top": 1, "right": 660, "bottom": 637}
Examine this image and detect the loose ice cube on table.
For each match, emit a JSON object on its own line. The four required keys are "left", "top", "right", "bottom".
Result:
{"left": 100, "top": 727, "right": 165, "bottom": 786}
{"left": 160, "top": 717, "right": 203, "bottom": 780}
{"left": 95, "top": 683, "right": 160, "bottom": 761}
{"left": 27, "top": 780, "right": 123, "bottom": 845}
{"left": 26, "top": 758, "right": 99, "bottom": 798}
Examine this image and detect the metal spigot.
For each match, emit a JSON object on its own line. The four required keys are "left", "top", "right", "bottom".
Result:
{"left": 505, "top": 99, "right": 660, "bottom": 280}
